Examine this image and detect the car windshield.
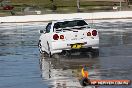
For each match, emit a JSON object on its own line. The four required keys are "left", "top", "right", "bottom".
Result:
{"left": 54, "top": 20, "right": 88, "bottom": 29}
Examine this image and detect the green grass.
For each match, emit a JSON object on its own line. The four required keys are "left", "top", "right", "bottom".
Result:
{"left": 11, "top": 0, "right": 119, "bottom": 7}
{"left": 0, "top": 0, "right": 126, "bottom": 15}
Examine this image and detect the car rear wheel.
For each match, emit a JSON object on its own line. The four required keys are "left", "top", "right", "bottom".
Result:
{"left": 61, "top": 51, "right": 71, "bottom": 57}
{"left": 38, "top": 41, "right": 48, "bottom": 57}
{"left": 38, "top": 41, "right": 43, "bottom": 54}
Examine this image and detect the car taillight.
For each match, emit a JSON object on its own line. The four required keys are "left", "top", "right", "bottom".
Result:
{"left": 60, "top": 35, "right": 64, "bottom": 39}
{"left": 92, "top": 30, "right": 97, "bottom": 36}
{"left": 87, "top": 32, "right": 91, "bottom": 36}
{"left": 53, "top": 34, "right": 59, "bottom": 40}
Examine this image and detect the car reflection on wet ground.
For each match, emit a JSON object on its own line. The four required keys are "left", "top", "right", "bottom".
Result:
{"left": 39, "top": 55, "right": 100, "bottom": 88}
{"left": 0, "top": 19, "right": 132, "bottom": 88}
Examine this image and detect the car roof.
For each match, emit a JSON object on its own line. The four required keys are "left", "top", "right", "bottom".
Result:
{"left": 52, "top": 18, "right": 85, "bottom": 23}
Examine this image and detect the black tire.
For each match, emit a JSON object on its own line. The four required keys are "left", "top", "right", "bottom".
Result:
{"left": 60, "top": 51, "right": 71, "bottom": 59}
{"left": 38, "top": 41, "right": 43, "bottom": 54}
{"left": 61, "top": 51, "right": 71, "bottom": 56}
{"left": 38, "top": 41, "right": 49, "bottom": 57}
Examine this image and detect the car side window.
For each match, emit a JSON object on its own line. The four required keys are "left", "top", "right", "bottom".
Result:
{"left": 45, "top": 23, "right": 52, "bottom": 33}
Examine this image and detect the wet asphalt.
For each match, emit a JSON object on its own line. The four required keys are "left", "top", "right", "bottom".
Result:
{"left": 0, "top": 19, "right": 132, "bottom": 88}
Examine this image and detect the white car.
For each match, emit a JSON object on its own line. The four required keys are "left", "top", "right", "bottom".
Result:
{"left": 38, "top": 19, "right": 99, "bottom": 57}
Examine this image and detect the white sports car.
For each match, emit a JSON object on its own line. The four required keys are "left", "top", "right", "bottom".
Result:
{"left": 38, "top": 19, "right": 99, "bottom": 57}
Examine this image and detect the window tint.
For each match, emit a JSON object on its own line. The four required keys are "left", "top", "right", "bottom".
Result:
{"left": 45, "top": 23, "right": 52, "bottom": 33}
{"left": 54, "top": 20, "right": 87, "bottom": 29}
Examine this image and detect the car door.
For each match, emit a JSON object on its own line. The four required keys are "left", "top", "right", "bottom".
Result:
{"left": 41, "top": 23, "right": 52, "bottom": 52}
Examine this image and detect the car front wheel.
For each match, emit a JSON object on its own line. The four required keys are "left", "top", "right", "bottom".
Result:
{"left": 38, "top": 40, "right": 43, "bottom": 54}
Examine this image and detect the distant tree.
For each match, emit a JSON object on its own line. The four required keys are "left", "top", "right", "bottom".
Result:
{"left": 10, "top": 10, "right": 15, "bottom": 15}
{"left": 50, "top": 4, "right": 57, "bottom": 11}
{"left": 0, "top": 0, "right": 4, "bottom": 2}
{"left": 129, "top": 0, "right": 132, "bottom": 4}
{"left": 0, "top": 0, "right": 4, "bottom": 6}
{"left": 125, "top": 0, "right": 130, "bottom": 6}
{"left": 50, "top": 0, "right": 53, "bottom": 2}
{"left": 50, "top": 0, "right": 57, "bottom": 11}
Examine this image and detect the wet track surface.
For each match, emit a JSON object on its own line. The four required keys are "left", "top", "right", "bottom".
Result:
{"left": 0, "top": 19, "right": 132, "bottom": 88}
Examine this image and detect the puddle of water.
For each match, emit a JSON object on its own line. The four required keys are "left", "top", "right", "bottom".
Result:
{"left": 0, "top": 19, "right": 132, "bottom": 88}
